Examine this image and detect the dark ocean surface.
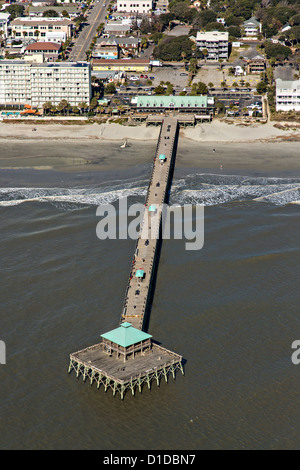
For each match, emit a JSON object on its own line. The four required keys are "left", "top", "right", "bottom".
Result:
{"left": 0, "top": 139, "right": 300, "bottom": 450}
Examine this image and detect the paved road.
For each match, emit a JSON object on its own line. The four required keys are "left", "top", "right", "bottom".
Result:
{"left": 69, "top": 1, "right": 107, "bottom": 62}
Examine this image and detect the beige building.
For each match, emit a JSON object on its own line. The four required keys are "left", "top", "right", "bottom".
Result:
{"left": 0, "top": 60, "right": 91, "bottom": 107}
{"left": 116, "top": 0, "right": 154, "bottom": 14}
{"left": 11, "top": 17, "right": 73, "bottom": 40}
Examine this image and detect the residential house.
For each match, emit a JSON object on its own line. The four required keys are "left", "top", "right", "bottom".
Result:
{"left": 28, "top": 5, "right": 80, "bottom": 19}
{"left": 245, "top": 54, "right": 266, "bottom": 74}
{"left": 92, "top": 37, "right": 119, "bottom": 59}
{"left": 242, "top": 17, "right": 261, "bottom": 37}
{"left": 103, "top": 22, "right": 131, "bottom": 37}
{"left": 196, "top": 31, "right": 229, "bottom": 60}
{"left": 281, "top": 24, "right": 291, "bottom": 33}
{"left": 275, "top": 78, "right": 300, "bottom": 112}
{"left": 115, "top": 37, "right": 139, "bottom": 56}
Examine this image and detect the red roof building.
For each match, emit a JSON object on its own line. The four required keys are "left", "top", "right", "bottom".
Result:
{"left": 25, "top": 42, "right": 61, "bottom": 62}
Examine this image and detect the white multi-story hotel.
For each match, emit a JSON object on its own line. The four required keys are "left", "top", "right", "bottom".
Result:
{"left": 276, "top": 78, "right": 300, "bottom": 112}
{"left": 196, "top": 31, "right": 229, "bottom": 60}
{"left": 0, "top": 61, "right": 91, "bottom": 107}
{"left": 116, "top": 0, "right": 153, "bottom": 14}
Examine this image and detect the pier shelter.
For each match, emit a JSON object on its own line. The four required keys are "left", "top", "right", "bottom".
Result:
{"left": 101, "top": 322, "right": 152, "bottom": 362}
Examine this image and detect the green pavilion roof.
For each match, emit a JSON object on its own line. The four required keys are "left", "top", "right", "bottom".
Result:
{"left": 148, "top": 205, "right": 157, "bottom": 212}
{"left": 100, "top": 322, "right": 152, "bottom": 348}
{"left": 135, "top": 95, "right": 208, "bottom": 108}
{"left": 159, "top": 154, "right": 166, "bottom": 160}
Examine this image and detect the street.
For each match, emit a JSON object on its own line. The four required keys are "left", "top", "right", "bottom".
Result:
{"left": 69, "top": 1, "right": 107, "bottom": 62}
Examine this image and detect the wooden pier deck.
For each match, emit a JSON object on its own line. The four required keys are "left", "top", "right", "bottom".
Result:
{"left": 69, "top": 117, "right": 183, "bottom": 398}
{"left": 121, "top": 116, "right": 179, "bottom": 330}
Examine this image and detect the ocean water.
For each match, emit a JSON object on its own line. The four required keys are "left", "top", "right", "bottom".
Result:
{"left": 0, "top": 141, "right": 300, "bottom": 450}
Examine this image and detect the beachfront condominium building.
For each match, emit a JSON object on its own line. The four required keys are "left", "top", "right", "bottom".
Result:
{"left": 196, "top": 31, "right": 229, "bottom": 61}
{"left": 116, "top": 0, "right": 154, "bottom": 14}
{"left": 275, "top": 78, "right": 300, "bottom": 112}
{"left": 0, "top": 60, "right": 91, "bottom": 107}
{"left": 11, "top": 17, "right": 73, "bottom": 40}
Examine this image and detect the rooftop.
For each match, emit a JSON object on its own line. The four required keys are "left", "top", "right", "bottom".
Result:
{"left": 25, "top": 41, "right": 61, "bottom": 51}
{"left": 100, "top": 322, "right": 152, "bottom": 348}
{"left": 133, "top": 95, "right": 209, "bottom": 107}
{"left": 12, "top": 17, "right": 72, "bottom": 25}
{"left": 276, "top": 78, "right": 300, "bottom": 90}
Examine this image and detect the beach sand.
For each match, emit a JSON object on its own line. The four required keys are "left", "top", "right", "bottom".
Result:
{"left": 0, "top": 119, "right": 299, "bottom": 144}
{"left": 0, "top": 119, "right": 299, "bottom": 179}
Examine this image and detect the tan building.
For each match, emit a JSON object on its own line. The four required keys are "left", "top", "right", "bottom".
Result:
{"left": 25, "top": 42, "right": 61, "bottom": 62}
{"left": 92, "top": 59, "right": 149, "bottom": 72}
{"left": 11, "top": 17, "right": 73, "bottom": 40}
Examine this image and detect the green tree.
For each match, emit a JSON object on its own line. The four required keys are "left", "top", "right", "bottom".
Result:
{"left": 43, "top": 10, "right": 59, "bottom": 17}
{"left": 42, "top": 101, "right": 52, "bottom": 115}
{"left": 154, "top": 84, "right": 165, "bottom": 95}
{"left": 256, "top": 81, "right": 268, "bottom": 94}
{"left": 78, "top": 102, "right": 88, "bottom": 115}
{"left": 105, "top": 82, "right": 116, "bottom": 94}
{"left": 263, "top": 41, "right": 292, "bottom": 61}
{"left": 4, "top": 4, "right": 24, "bottom": 20}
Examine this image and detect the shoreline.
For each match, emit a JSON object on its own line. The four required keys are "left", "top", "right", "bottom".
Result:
{"left": 0, "top": 119, "right": 299, "bottom": 144}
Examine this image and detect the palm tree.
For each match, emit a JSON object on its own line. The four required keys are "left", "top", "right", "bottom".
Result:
{"left": 57, "top": 99, "right": 70, "bottom": 115}
{"left": 78, "top": 102, "right": 88, "bottom": 115}
{"left": 42, "top": 101, "right": 52, "bottom": 115}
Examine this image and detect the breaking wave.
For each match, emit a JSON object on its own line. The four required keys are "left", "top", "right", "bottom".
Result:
{"left": 1, "top": 174, "right": 300, "bottom": 208}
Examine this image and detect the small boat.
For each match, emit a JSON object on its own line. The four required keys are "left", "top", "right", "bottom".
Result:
{"left": 120, "top": 139, "right": 128, "bottom": 148}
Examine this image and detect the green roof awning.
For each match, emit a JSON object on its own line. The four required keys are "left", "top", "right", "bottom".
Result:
{"left": 135, "top": 269, "right": 145, "bottom": 277}
{"left": 101, "top": 322, "right": 152, "bottom": 348}
{"left": 159, "top": 154, "right": 166, "bottom": 160}
{"left": 148, "top": 205, "right": 157, "bottom": 212}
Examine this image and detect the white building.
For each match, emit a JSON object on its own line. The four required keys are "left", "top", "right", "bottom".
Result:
{"left": 196, "top": 31, "right": 229, "bottom": 60}
{"left": 242, "top": 17, "right": 261, "bottom": 37}
{"left": 0, "top": 60, "right": 91, "bottom": 107}
{"left": 11, "top": 17, "right": 73, "bottom": 40}
{"left": 0, "top": 12, "right": 10, "bottom": 39}
{"left": 276, "top": 78, "right": 300, "bottom": 112}
{"left": 116, "top": 0, "right": 153, "bottom": 14}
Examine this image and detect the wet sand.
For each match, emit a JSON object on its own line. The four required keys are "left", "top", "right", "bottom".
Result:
{"left": 0, "top": 120, "right": 299, "bottom": 184}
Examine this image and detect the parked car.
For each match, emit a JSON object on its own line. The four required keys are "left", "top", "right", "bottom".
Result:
{"left": 130, "top": 76, "right": 139, "bottom": 81}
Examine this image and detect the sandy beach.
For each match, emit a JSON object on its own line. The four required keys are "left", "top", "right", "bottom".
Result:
{"left": 0, "top": 119, "right": 299, "bottom": 144}
{"left": 0, "top": 119, "right": 299, "bottom": 179}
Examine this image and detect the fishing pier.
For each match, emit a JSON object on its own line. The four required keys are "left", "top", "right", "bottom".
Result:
{"left": 69, "top": 117, "right": 184, "bottom": 399}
